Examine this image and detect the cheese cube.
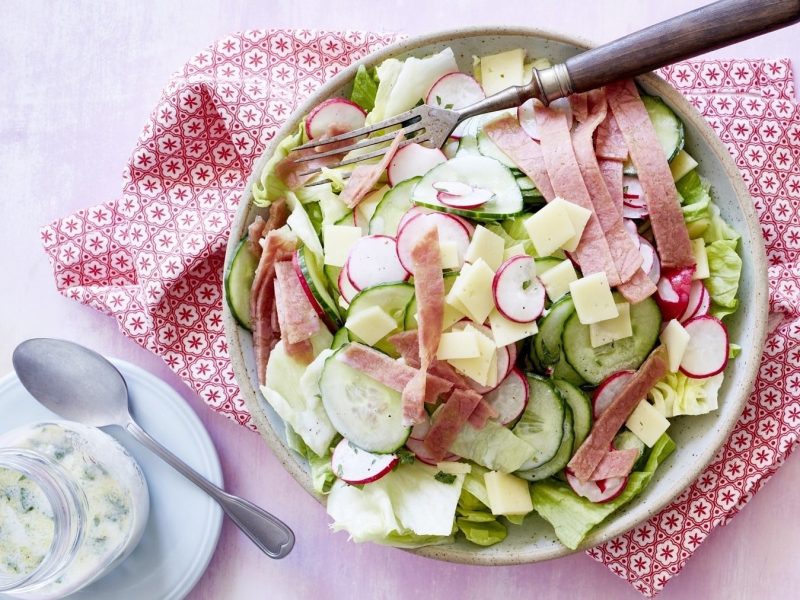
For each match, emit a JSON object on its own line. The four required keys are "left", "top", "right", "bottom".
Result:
{"left": 691, "top": 238, "right": 710, "bottom": 280}
{"left": 323, "top": 224, "right": 363, "bottom": 267}
{"left": 626, "top": 399, "right": 671, "bottom": 447}
{"left": 660, "top": 319, "right": 690, "bottom": 372}
{"left": 489, "top": 308, "right": 538, "bottom": 347}
{"left": 669, "top": 150, "right": 698, "bottom": 182}
{"left": 448, "top": 326, "right": 497, "bottom": 386}
{"left": 569, "top": 272, "right": 619, "bottom": 324}
{"left": 478, "top": 49, "right": 525, "bottom": 95}
{"left": 549, "top": 197, "right": 592, "bottom": 252}
{"left": 440, "top": 240, "right": 461, "bottom": 270}
{"left": 465, "top": 225, "right": 505, "bottom": 271}
{"left": 524, "top": 202, "right": 576, "bottom": 257}
{"left": 345, "top": 306, "right": 397, "bottom": 346}
{"left": 538, "top": 259, "right": 578, "bottom": 302}
{"left": 589, "top": 302, "right": 632, "bottom": 348}
{"left": 449, "top": 258, "right": 496, "bottom": 324}
{"left": 437, "top": 331, "right": 481, "bottom": 360}
{"left": 503, "top": 244, "right": 528, "bottom": 262}
{"left": 484, "top": 471, "right": 533, "bottom": 516}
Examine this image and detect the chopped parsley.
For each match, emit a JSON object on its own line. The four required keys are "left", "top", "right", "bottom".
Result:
{"left": 434, "top": 471, "right": 457, "bottom": 485}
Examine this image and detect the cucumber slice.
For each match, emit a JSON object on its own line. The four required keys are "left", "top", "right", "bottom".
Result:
{"left": 334, "top": 210, "right": 356, "bottom": 226}
{"left": 516, "top": 176, "right": 536, "bottom": 192}
{"left": 455, "top": 135, "right": 481, "bottom": 157}
{"left": 347, "top": 283, "right": 415, "bottom": 355}
{"left": 532, "top": 295, "right": 576, "bottom": 368}
{"left": 621, "top": 95, "right": 685, "bottom": 175}
{"left": 512, "top": 375, "right": 565, "bottom": 470}
{"left": 552, "top": 379, "right": 592, "bottom": 448}
{"left": 369, "top": 177, "right": 419, "bottom": 236}
{"left": 551, "top": 356, "right": 586, "bottom": 387}
{"left": 319, "top": 346, "right": 410, "bottom": 453}
{"left": 296, "top": 245, "right": 342, "bottom": 328}
{"left": 562, "top": 296, "right": 662, "bottom": 385}
{"left": 477, "top": 127, "right": 517, "bottom": 169}
{"left": 224, "top": 238, "right": 259, "bottom": 330}
{"left": 404, "top": 271, "right": 458, "bottom": 330}
{"left": 412, "top": 155, "right": 523, "bottom": 221}
{"left": 331, "top": 328, "right": 350, "bottom": 350}
{"left": 516, "top": 403, "right": 574, "bottom": 481}
{"left": 534, "top": 257, "right": 565, "bottom": 275}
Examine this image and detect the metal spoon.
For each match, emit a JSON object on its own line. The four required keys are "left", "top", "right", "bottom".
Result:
{"left": 12, "top": 338, "right": 295, "bottom": 559}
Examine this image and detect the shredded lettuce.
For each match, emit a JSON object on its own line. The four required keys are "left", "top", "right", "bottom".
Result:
{"left": 365, "top": 58, "right": 403, "bottom": 125}
{"left": 676, "top": 170, "right": 712, "bottom": 238}
{"left": 454, "top": 469, "right": 508, "bottom": 546}
{"left": 531, "top": 433, "right": 676, "bottom": 550}
{"left": 457, "top": 519, "right": 507, "bottom": 546}
{"left": 648, "top": 371, "right": 724, "bottom": 417}
{"left": 252, "top": 121, "right": 307, "bottom": 207}
{"left": 450, "top": 421, "right": 535, "bottom": 473}
{"left": 379, "top": 48, "right": 458, "bottom": 120}
{"left": 285, "top": 425, "right": 336, "bottom": 495}
{"left": 351, "top": 65, "right": 380, "bottom": 112}
{"left": 705, "top": 239, "right": 742, "bottom": 318}
{"left": 320, "top": 167, "right": 347, "bottom": 193}
{"left": 285, "top": 192, "right": 324, "bottom": 256}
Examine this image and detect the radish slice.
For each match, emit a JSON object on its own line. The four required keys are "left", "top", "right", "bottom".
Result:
{"left": 622, "top": 204, "right": 648, "bottom": 220}
{"left": 388, "top": 143, "right": 447, "bottom": 186}
{"left": 483, "top": 368, "right": 529, "bottom": 425}
{"left": 518, "top": 97, "right": 572, "bottom": 141}
{"left": 592, "top": 370, "right": 635, "bottom": 419}
{"left": 331, "top": 438, "right": 398, "bottom": 484}
{"left": 346, "top": 235, "right": 408, "bottom": 290}
{"left": 292, "top": 251, "right": 330, "bottom": 323}
{"left": 338, "top": 265, "right": 359, "bottom": 304}
{"left": 426, "top": 72, "right": 486, "bottom": 110}
{"left": 434, "top": 182, "right": 494, "bottom": 209}
{"left": 638, "top": 238, "right": 661, "bottom": 283}
{"left": 396, "top": 212, "right": 471, "bottom": 273}
{"left": 443, "top": 138, "right": 460, "bottom": 159}
{"left": 655, "top": 267, "right": 693, "bottom": 321}
{"left": 505, "top": 343, "right": 518, "bottom": 378}
{"left": 405, "top": 438, "right": 458, "bottom": 465}
{"left": 679, "top": 280, "right": 706, "bottom": 323}
{"left": 623, "top": 220, "right": 640, "bottom": 247}
{"left": 397, "top": 206, "right": 431, "bottom": 231}
{"left": 694, "top": 284, "right": 711, "bottom": 318}
{"left": 492, "top": 256, "right": 545, "bottom": 323}
{"left": 622, "top": 175, "right": 645, "bottom": 206}
{"left": 566, "top": 468, "right": 628, "bottom": 503}
{"left": 306, "top": 98, "right": 366, "bottom": 140}
{"left": 680, "top": 315, "right": 729, "bottom": 378}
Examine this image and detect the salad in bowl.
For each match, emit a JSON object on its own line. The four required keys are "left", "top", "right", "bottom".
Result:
{"left": 225, "top": 41, "right": 746, "bottom": 554}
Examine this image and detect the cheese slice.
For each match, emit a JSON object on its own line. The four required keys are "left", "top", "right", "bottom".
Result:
{"left": 569, "top": 272, "right": 619, "bottom": 324}
{"left": 323, "top": 224, "right": 363, "bottom": 267}
{"left": 449, "top": 258, "right": 496, "bottom": 325}
{"left": 549, "top": 197, "right": 592, "bottom": 252}
{"left": 660, "top": 320, "right": 690, "bottom": 372}
{"left": 465, "top": 225, "right": 505, "bottom": 271}
{"left": 436, "top": 461, "right": 472, "bottom": 475}
{"left": 669, "top": 150, "right": 698, "bottom": 182}
{"left": 345, "top": 306, "right": 397, "bottom": 346}
{"left": 437, "top": 331, "right": 481, "bottom": 360}
{"left": 440, "top": 240, "right": 461, "bottom": 270}
{"left": 691, "top": 238, "right": 710, "bottom": 280}
{"left": 448, "top": 325, "right": 497, "bottom": 386}
{"left": 538, "top": 259, "right": 578, "bottom": 302}
{"left": 355, "top": 185, "right": 389, "bottom": 232}
{"left": 589, "top": 302, "right": 632, "bottom": 348}
{"left": 484, "top": 471, "right": 533, "bottom": 516}
{"left": 524, "top": 202, "right": 575, "bottom": 257}
{"left": 478, "top": 48, "right": 525, "bottom": 95}
{"left": 503, "top": 243, "right": 528, "bottom": 262}
{"left": 488, "top": 308, "right": 538, "bottom": 347}
{"left": 626, "top": 399, "right": 671, "bottom": 447}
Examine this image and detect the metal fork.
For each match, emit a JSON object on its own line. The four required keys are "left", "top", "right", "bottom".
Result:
{"left": 290, "top": 0, "right": 800, "bottom": 181}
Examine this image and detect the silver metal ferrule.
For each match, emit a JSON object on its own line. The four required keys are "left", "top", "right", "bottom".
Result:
{"left": 537, "top": 63, "right": 574, "bottom": 104}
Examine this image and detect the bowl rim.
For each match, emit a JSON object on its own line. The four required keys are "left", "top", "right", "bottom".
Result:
{"left": 223, "top": 25, "right": 768, "bottom": 565}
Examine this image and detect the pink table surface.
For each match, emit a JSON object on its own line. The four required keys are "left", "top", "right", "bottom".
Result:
{"left": 3, "top": 1, "right": 799, "bottom": 599}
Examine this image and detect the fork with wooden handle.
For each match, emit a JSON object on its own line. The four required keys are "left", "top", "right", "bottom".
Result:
{"left": 291, "top": 0, "right": 800, "bottom": 180}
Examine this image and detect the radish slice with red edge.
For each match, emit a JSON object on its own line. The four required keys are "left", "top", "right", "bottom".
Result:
{"left": 346, "top": 235, "right": 408, "bottom": 290}
{"left": 492, "top": 256, "right": 545, "bottom": 323}
{"left": 405, "top": 438, "right": 458, "bottom": 465}
{"left": 505, "top": 343, "right": 518, "bottom": 378}
{"left": 592, "top": 370, "right": 635, "bottom": 419}
{"left": 679, "top": 315, "right": 729, "bottom": 378}
{"left": 397, "top": 206, "right": 431, "bottom": 231}
{"left": 638, "top": 237, "right": 661, "bottom": 283}
{"left": 331, "top": 438, "right": 398, "bottom": 484}
{"left": 292, "top": 251, "right": 335, "bottom": 330}
{"left": 694, "top": 284, "right": 711, "bottom": 318}
{"left": 679, "top": 280, "right": 706, "bottom": 322}
{"left": 483, "top": 368, "right": 529, "bottom": 425}
{"left": 434, "top": 181, "right": 495, "bottom": 209}
{"left": 396, "top": 212, "right": 471, "bottom": 273}
{"left": 305, "top": 98, "right": 366, "bottom": 140}
{"left": 426, "top": 72, "right": 485, "bottom": 110}
{"left": 338, "top": 265, "right": 359, "bottom": 304}
{"left": 622, "top": 175, "right": 645, "bottom": 206}
{"left": 387, "top": 143, "right": 446, "bottom": 187}
{"left": 655, "top": 267, "right": 694, "bottom": 321}
{"left": 622, "top": 204, "right": 648, "bottom": 220}
{"left": 566, "top": 468, "right": 628, "bottom": 503}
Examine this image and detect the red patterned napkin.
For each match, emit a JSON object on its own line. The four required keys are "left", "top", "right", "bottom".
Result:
{"left": 39, "top": 29, "right": 799, "bottom": 597}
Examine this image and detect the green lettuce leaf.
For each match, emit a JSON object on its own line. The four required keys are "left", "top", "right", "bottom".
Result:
{"left": 705, "top": 239, "right": 742, "bottom": 318}
{"left": 454, "top": 470, "right": 508, "bottom": 546}
{"left": 702, "top": 202, "right": 740, "bottom": 243}
{"left": 456, "top": 519, "right": 507, "bottom": 546}
{"left": 284, "top": 425, "right": 337, "bottom": 495}
{"left": 648, "top": 371, "right": 724, "bottom": 417}
{"left": 351, "top": 65, "right": 380, "bottom": 112}
{"left": 450, "top": 421, "right": 535, "bottom": 473}
{"left": 252, "top": 121, "right": 307, "bottom": 207}
{"left": 365, "top": 58, "right": 403, "bottom": 125}
{"left": 531, "top": 434, "right": 676, "bottom": 550}
{"left": 676, "top": 170, "right": 712, "bottom": 238}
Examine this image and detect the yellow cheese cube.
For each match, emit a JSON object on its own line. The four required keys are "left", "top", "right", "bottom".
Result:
{"left": 669, "top": 150, "right": 698, "bottom": 182}
{"left": 440, "top": 240, "right": 461, "bottom": 270}
{"left": 465, "top": 225, "right": 506, "bottom": 271}
{"left": 345, "top": 306, "right": 397, "bottom": 346}
{"left": 569, "top": 272, "right": 619, "bottom": 324}
{"left": 524, "top": 202, "right": 576, "bottom": 257}
{"left": 691, "top": 238, "right": 710, "bottom": 280}
{"left": 488, "top": 308, "right": 538, "bottom": 347}
{"left": 503, "top": 244, "right": 528, "bottom": 262}
{"left": 437, "top": 331, "right": 481, "bottom": 360}
{"left": 450, "top": 258, "right": 496, "bottom": 325}
{"left": 626, "top": 399, "right": 671, "bottom": 447}
{"left": 323, "top": 224, "right": 363, "bottom": 267}
{"left": 538, "top": 259, "right": 578, "bottom": 302}
{"left": 589, "top": 302, "right": 632, "bottom": 348}
{"left": 484, "top": 471, "right": 533, "bottom": 516}
{"left": 479, "top": 49, "right": 525, "bottom": 95}
{"left": 549, "top": 197, "right": 592, "bottom": 252}
{"left": 448, "top": 325, "right": 497, "bottom": 386}
{"left": 660, "top": 319, "right": 690, "bottom": 372}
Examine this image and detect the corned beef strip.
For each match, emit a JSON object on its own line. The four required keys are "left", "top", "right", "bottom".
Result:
{"left": 423, "top": 387, "right": 484, "bottom": 462}
{"left": 273, "top": 278, "right": 314, "bottom": 363}
{"left": 599, "top": 159, "right": 624, "bottom": 214}
{"left": 273, "top": 261, "right": 321, "bottom": 344}
{"left": 589, "top": 448, "right": 640, "bottom": 481}
{"left": 339, "top": 131, "right": 404, "bottom": 209}
{"left": 595, "top": 111, "right": 628, "bottom": 161}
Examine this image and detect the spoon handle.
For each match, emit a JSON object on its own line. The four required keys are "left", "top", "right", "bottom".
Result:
{"left": 125, "top": 420, "right": 295, "bottom": 559}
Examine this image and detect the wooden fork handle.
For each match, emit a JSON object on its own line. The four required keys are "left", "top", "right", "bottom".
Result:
{"left": 564, "top": 0, "right": 800, "bottom": 94}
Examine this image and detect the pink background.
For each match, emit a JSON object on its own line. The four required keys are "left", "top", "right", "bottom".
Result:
{"left": 2, "top": 1, "right": 799, "bottom": 598}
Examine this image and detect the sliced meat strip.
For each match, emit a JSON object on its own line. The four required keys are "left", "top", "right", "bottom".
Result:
{"left": 484, "top": 114, "right": 555, "bottom": 200}
{"left": 567, "top": 346, "right": 669, "bottom": 481}
{"left": 467, "top": 399, "right": 498, "bottom": 430}
{"left": 599, "top": 159, "right": 624, "bottom": 215}
{"left": 536, "top": 103, "right": 621, "bottom": 285}
{"left": 273, "top": 278, "right": 314, "bottom": 363}
{"left": 606, "top": 80, "right": 695, "bottom": 269}
{"left": 338, "top": 343, "right": 453, "bottom": 404}
{"left": 595, "top": 111, "right": 628, "bottom": 161}
{"left": 274, "top": 261, "right": 321, "bottom": 344}
{"left": 390, "top": 330, "right": 469, "bottom": 388}
{"left": 275, "top": 124, "right": 352, "bottom": 189}
{"left": 247, "top": 216, "right": 267, "bottom": 257}
{"left": 588, "top": 448, "right": 640, "bottom": 481}
{"left": 339, "top": 131, "right": 404, "bottom": 209}
{"left": 423, "top": 387, "right": 484, "bottom": 462}
{"left": 569, "top": 93, "right": 589, "bottom": 124}
{"left": 617, "top": 268, "right": 657, "bottom": 304}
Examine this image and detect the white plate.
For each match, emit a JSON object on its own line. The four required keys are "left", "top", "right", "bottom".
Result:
{"left": 0, "top": 359, "right": 223, "bottom": 600}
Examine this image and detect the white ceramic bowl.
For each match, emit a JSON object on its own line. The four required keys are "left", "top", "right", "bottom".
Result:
{"left": 223, "top": 27, "right": 768, "bottom": 565}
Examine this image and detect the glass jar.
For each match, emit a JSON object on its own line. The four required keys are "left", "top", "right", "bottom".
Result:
{"left": 0, "top": 421, "right": 149, "bottom": 599}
